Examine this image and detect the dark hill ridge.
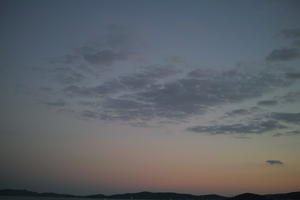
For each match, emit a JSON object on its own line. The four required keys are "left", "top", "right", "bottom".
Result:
{"left": 0, "top": 189, "right": 39, "bottom": 197}
{"left": 228, "top": 193, "right": 270, "bottom": 200}
{"left": 266, "top": 191, "right": 300, "bottom": 200}
{"left": 0, "top": 189, "right": 77, "bottom": 198}
{"left": 1, "top": 189, "right": 300, "bottom": 200}
{"left": 107, "top": 191, "right": 225, "bottom": 200}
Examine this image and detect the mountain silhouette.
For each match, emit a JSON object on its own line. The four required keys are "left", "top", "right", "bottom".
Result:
{"left": 228, "top": 193, "right": 270, "bottom": 200}
{"left": 1, "top": 189, "right": 300, "bottom": 200}
{"left": 0, "top": 189, "right": 39, "bottom": 196}
{"left": 108, "top": 191, "right": 225, "bottom": 200}
{"left": 266, "top": 191, "right": 300, "bottom": 200}
{"left": 0, "top": 189, "right": 77, "bottom": 198}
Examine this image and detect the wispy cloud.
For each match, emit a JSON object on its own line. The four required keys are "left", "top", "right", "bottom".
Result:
{"left": 266, "top": 48, "right": 300, "bottom": 61}
{"left": 257, "top": 100, "right": 278, "bottom": 106}
{"left": 187, "top": 120, "right": 286, "bottom": 135}
{"left": 281, "top": 28, "right": 300, "bottom": 39}
{"left": 32, "top": 26, "right": 300, "bottom": 132}
{"left": 271, "top": 112, "right": 300, "bottom": 124}
{"left": 266, "top": 160, "right": 284, "bottom": 166}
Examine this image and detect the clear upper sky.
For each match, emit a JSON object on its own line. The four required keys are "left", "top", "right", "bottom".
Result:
{"left": 1, "top": 0, "right": 300, "bottom": 196}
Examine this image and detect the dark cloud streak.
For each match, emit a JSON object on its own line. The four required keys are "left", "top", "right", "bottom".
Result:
{"left": 266, "top": 48, "right": 300, "bottom": 61}
{"left": 187, "top": 120, "right": 286, "bottom": 135}
{"left": 266, "top": 160, "right": 284, "bottom": 165}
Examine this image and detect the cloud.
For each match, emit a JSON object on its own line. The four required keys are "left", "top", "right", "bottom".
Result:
{"left": 187, "top": 120, "right": 286, "bottom": 135}
{"left": 266, "top": 160, "right": 284, "bottom": 165}
{"left": 272, "top": 133, "right": 283, "bottom": 137}
{"left": 281, "top": 28, "right": 300, "bottom": 39}
{"left": 272, "top": 130, "right": 300, "bottom": 137}
{"left": 46, "top": 24, "right": 139, "bottom": 71}
{"left": 234, "top": 135, "right": 251, "bottom": 139}
{"left": 257, "top": 100, "right": 278, "bottom": 106}
{"left": 54, "top": 64, "right": 294, "bottom": 123}
{"left": 285, "top": 72, "right": 300, "bottom": 79}
{"left": 293, "top": 40, "right": 300, "bottom": 47}
{"left": 43, "top": 100, "right": 66, "bottom": 107}
{"left": 271, "top": 112, "right": 300, "bottom": 124}
{"left": 286, "top": 130, "right": 300, "bottom": 136}
{"left": 225, "top": 109, "right": 250, "bottom": 116}
{"left": 82, "top": 49, "right": 129, "bottom": 65}
{"left": 37, "top": 36, "right": 298, "bottom": 126}
{"left": 49, "top": 54, "right": 80, "bottom": 65}
{"left": 266, "top": 48, "right": 300, "bottom": 61}
{"left": 62, "top": 65, "right": 178, "bottom": 98}
{"left": 278, "top": 90, "right": 300, "bottom": 103}
{"left": 118, "top": 65, "right": 178, "bottom": 90}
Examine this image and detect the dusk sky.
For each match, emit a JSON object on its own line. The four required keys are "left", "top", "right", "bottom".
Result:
{"left": 1, "top": 0, "right": 300, "bottom": 196}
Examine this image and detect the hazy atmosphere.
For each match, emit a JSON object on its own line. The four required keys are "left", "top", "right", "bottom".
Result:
{"left": 1, "top": 0, "right": 300, "bottom": 196}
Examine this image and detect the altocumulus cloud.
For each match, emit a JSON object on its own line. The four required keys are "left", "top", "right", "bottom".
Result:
{"left": 266, "top": 160, "right": 284, "bottom": 166}
{"left": 266, "top": 48, "right": 300, "bottom": 61}
{"left": 281, "top": 28, "right": 300, "bottom": 39}
{"left": 33, "top": 26, "right": 300, "bottom": 133}
{"left": 187, "top": 120, "right": 286, "bottom": 135}
{"left": 266, "top": 27, "right": 300, "bottom": 62}
{"left": 37, "top": 62, "right": 295, "bottom": 126}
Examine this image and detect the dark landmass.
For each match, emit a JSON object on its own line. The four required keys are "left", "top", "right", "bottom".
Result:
{"left": 1, "top": 189, "right": 300, "bottom": 200}
{"left": 228, "top": 193, "right": 270, "bottom": 200}
{"left": 266, "top": 191, "right": 300, "bottom": 200}
{"left": 0, "top": 189, "right": 77, "bottom": 198}
{"left": 106, "top": 191, "right": 225, "bottom": 200}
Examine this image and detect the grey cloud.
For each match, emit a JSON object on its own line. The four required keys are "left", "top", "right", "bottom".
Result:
{"left": 266, "top": 48, "right": 300, "bottom": 61}
{"left": 49, "top": 67, "right": 85, "bottom": 84}
{"left": 93, "top": 79, "right": 125, "bottom": 94}
{"left": 285, "top": 72, "right": 300, "bottom": 79}
{"left": 57, "top": 72, "right": 85, "bottom": 84}
{"left": 187, "top": 68, "right": 219, "bottom": 79}
{"left": 61, "top": 66, "right": 292, "bottom": 122}
{"left": 271, "top": 112, "right": 300, "bottom": 124}
{"left": 102, "top": 98, "right": 155, "bottom": 121}
{"left": 44, "top": 100, "right": 66, "bottom": 107}
{"left": 226, "top": 109, "right": 250, "bottom": 116}
{"left": 119, "top": 66, "right": 178, "bottom": 90}
{"left": 41, "top": 53, "right": 296, "bottom": 124}
{"left": 133, "top": 69, "right": 289, "bottom": 118}
{"left": 257, "top": 100, "right": 278, "bottom": 106}
{"left": 266, "top": 160, "right": 283, "bottom": 165}
{"left": 187, "top": 120, "right": 286, "bottom": 135}
{"left": 83, "top": 49, "right": 129, "bottom": 65}
{"left": 281, "top": 28, "right": 300, "bottom": 39}
{"left": 62, "top": 66, "right": 177, "bottom": 98}
{"left": 63, "top": 79, "right": 124, "bottom": 97}
{"left": 272, "top": 133, "right": 283, "bottom": 137}
{"left": 234, "top": 135, "right": 251, "bottom": 139}
{"left": 272, "top": 130, "right": 300, "bottom": 137}
{"left": 293, "top": 40, "right": 300, "bottom": 47}
{"left": 286, "top": 130, "right": 300, "bottom": 136}
{"left": 77, "top": 25, "right": 138, "bottom": 67}
{"left": 279, "top": 90, "right": 300, "bottom": 103}
{"left": 49, "top": 54, "right": 80, "bottom": 65}
{"left": 40, "top": 87, "right": 53, "bottom": 92}
{"left": 81, "top": 110, "right": 99, "bottom": 119}
{"left": 47, "top": 24, "right": 138, "bottom": 70}
{"left": 63, "top": 85, "right": 96, "bottom": 97}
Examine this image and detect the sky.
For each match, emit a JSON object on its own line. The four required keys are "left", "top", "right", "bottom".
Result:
{"left": 1, "top": 0, "right": 300, "bottom": 196}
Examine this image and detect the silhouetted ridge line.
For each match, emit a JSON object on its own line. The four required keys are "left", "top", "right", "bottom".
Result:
{"left": 266, "top": 191, "right": 300, "bottom": 200}
{"left": 228, "top": 193, "right": 270, "bottom": 200}
{"left": 0, "top": 189, "right": 39, "bottom": 197}
{"left": 108, "top": 191, "right": 226, "bottom": 200}
{"left": 1, "top": 189, "right": 300, "bottom": 200}
{"left": 0, "top": 189, "right": 78, "bottom": 198}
